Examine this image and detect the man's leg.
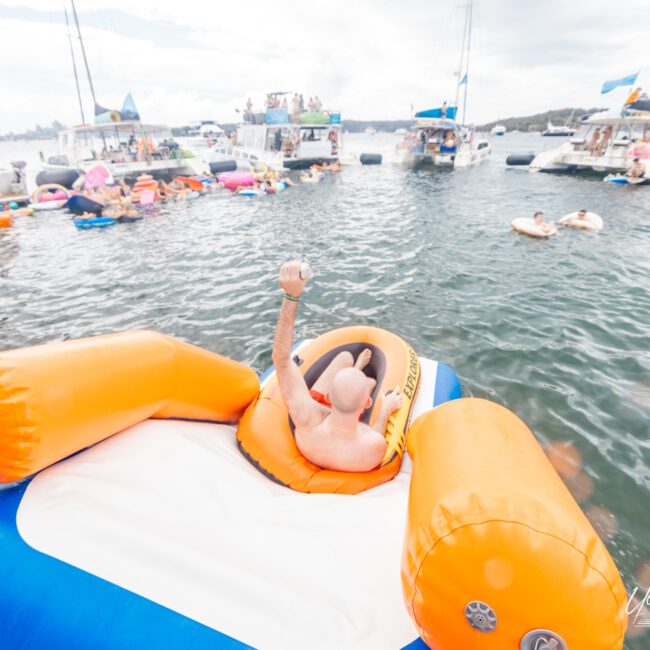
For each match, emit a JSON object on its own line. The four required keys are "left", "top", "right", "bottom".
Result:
{"left": 310, "top": 351, "right": 354, "bottom": 395}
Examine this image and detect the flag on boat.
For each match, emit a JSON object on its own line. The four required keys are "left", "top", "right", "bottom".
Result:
{"left": 459, "top": 73, "right": 468, "bottom": 86}
{"left": 601, "top": 72, "right": 639, "bottom": 94}
{"left": 121, "top": 93, "right": 140, "bottom": 121}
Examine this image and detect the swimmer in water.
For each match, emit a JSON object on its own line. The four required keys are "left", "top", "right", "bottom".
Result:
{"left": 272, "top": 261, "right": 403, "bottom": 472}
{"left": 533, "top": 211, "right": 558, "bottom": 236}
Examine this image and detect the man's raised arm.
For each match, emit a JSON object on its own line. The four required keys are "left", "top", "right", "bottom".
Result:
{"left": 271, "top": 262, "right": 313, "bottom": 424}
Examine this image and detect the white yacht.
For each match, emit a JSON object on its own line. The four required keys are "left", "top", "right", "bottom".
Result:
{"left": 210, "top": 109, "right": 343, "bottom": 170}
{"left": 364, "top": 127, "right": 377, "bottom": 136}
{"left": 530, "top": 109, "right": 650, "bottom": 175}
{"left": 395, "top": 108, "right": 491, "bottom": 168}
{"left": 40, "top": 122, "right": 208, "bottom": 184}
{"left": 491, "top": 124, "right": 507, "bottom": 136}
{"left": 541, "top": 121, "right": 576, "bottom": 137}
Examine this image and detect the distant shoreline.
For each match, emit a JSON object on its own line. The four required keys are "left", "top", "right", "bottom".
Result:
{"left": 2, "top": 107, "right": 607, "bottom": 141}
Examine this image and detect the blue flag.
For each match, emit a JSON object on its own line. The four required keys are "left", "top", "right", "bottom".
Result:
{"left": 459, "top": 73, "right": 468, "bottom": 86}
{"left": 601, "top": 72, "right": 639, "bottom": 94}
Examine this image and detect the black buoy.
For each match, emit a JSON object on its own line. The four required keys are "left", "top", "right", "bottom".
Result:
{"left": 35, "top": 168, "right": 80, "bottom": 189}
{"left": 360, "top": 153, "right": 382, "bottom": 165}
{"left": 209, "top": 160, "right": 238, "bottom": 174}
{"left": 505, "top": 153, "right": 535, "bottom": 167}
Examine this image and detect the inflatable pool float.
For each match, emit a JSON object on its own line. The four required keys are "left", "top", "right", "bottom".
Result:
{"left": 31, "top": 200, "right": 68, "bottom": 211}
{"left": 0, "top": 213, "right": 12, "bottom": 228}
{"left": 32, "top": 183, "right": 72, "bottom": 203}
{"left": 73, "top": 216, "right": 117, "bottom": 230}
{"left": 218, "top": 171, "right": 255, "bottom": 190}
{"left": 186, "top": 190, "right": 200, "bottom": 200}
{"left": 84, "top": 163, "right": 112, "bottom": 190}
{"left": 511, "top": 217, "right": 557, "bottom": 238}
{"left": 131, "top": 175, "right": 159, "bottom": 204}
{"left": 238, "top": 188, "right": 265, "bottom": 197}
{"left": 1, "top": 207, "right": 34, "bottom": 218}
{"left": 300, "top": 172, "right": 325, "bottom": 183}
{"left": 0, "top": 327, "right": 629, "bottom": 648}
{"left": 559, "top": 211, "right": 604, "bottom": 232}
{"left": 604, "top": 174, "right": 647, "bottom": 185}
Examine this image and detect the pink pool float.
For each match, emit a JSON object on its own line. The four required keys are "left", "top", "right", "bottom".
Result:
{"left": 218, "top": 171, "right": 255, "bottom": 190}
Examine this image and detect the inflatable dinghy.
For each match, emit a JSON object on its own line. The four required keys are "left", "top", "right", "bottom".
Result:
{"left": 604, "top": 174, "right": 647, "bottom": 185}
{"left": 0, "top": 329, "right": 627, "bottom": 649}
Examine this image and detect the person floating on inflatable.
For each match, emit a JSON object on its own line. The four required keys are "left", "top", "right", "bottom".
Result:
{"left": 273, "top": 262, "right": 403, "bottom": 472}
{"left": 558, "top": 209, "right": 604, "bottom": 232}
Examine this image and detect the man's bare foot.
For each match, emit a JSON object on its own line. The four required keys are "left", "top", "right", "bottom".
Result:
{"left": 355, "top": 348, "right": 372, "bottom": 371}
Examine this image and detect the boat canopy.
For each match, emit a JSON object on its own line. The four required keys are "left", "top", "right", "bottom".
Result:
{"left": 62, "top": 122, "right": 172, "bottom": 136}
{"left": 415, "top": 106, "right": 458, "bottom": 120}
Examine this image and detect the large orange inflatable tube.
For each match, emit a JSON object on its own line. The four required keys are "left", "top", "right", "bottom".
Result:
{"left": 0, "top": 330, "right": 259, "bottom": 483}
{"left": 403, "top": 398, "right": 627, "bottom": 649}
{"left": 237, "top": 326, "right": 421, "bottom": 494}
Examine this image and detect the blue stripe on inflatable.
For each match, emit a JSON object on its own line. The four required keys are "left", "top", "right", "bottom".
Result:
{"left": 258, "top": 339, "right": 303, "bottom": 384}
{"left": 0, "top": 483, "right": 252, "bottom": 650}
{"left": 401, "top": 639, "right": 429, "bottom": 649}
{"left": 432, "top": 362, "right": 462, "bottom": 406}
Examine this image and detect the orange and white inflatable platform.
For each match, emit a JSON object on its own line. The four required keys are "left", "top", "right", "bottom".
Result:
{"left": 0, "top": 328, "right": 627, "bottom": 649}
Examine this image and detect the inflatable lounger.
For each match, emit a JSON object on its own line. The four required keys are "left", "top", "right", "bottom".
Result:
{"left": 0, "top": 329, "right": 627, "bottom": 649}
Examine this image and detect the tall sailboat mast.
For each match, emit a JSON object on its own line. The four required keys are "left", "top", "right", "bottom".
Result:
{"left": 63, "top": 2, "right": 85, "bottom": 124}
{"left": 453, "top": 3, "right": 470, "bottom": 112}
{"left": 461, "top": 0, "right": 474, "bottom": 125}
{"left": 70, "top": 0, "right": 98, "bottom": 109}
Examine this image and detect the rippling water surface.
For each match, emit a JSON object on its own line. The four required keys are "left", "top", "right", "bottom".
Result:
{"left": 1, "top": 134, "right": 650, "bottom": 646}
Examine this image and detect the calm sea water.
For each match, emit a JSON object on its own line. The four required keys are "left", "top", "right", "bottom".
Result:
{"left": 1, "top": 133, "right": 649, "bottom": 646}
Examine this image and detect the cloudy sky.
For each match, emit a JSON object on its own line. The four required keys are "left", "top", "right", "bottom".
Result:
{"left": 0, "top": 0, "right": 647, "bottom": 131}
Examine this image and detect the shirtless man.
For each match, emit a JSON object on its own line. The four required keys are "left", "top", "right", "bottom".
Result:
{"left": 272, "top": 261, "right": 403, "bottom": 472}
{"left": 533, "top": 211, "right": 558, "bottom": 236}
{"left": 626, "top": 157, "right": 646, "bottom": 179}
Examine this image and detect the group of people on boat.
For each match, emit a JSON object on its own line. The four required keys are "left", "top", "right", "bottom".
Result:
{"left": 244, "top": 93, "right": 328, "bottom": 124}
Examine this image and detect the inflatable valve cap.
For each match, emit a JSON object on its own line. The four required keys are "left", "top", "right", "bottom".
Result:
{"left": 464, "top": 601, "right": 497, "bottom": 633}
{"left": 520, "top": 630, "right": 567, "bottom": 650}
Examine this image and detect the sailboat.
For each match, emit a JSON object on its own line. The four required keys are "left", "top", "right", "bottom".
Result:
{"left": 38, "top": 0, "right": 206, "bottom": 187}
{"left": 395, "top": 0, "right": 490, "bottom": 168}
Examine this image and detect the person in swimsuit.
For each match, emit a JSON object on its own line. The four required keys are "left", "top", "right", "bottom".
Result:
{"left": 272, "top": 261, "right": 403, "bottom": 472}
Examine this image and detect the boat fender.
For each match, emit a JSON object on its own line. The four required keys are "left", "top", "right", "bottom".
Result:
{"left": 360, "top": 153, "right": 382, "bottom": 165}
{"left": 506, "top": 153, "right": 535, "bottom": 166}
{"left": 209, "top": 160, "right": 238, "bottom": 175}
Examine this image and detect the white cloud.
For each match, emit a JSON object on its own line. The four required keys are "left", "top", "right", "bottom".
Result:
{"left": 0, "top": 0, "right": 647, "bottom": 132}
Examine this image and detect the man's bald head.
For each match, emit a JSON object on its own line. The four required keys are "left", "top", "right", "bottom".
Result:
{"left": 329, "top": 367, "right": 371, "bottom": 414}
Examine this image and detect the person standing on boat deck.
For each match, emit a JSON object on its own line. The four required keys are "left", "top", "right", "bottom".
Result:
{"left": 272, "top": 262, "right": 404, "bottom": 472}
{"left": 314, "top": 96, "right": 322, "bottom": 112}
{"left": 440, "top": 101, "right": 447, "bottom": 119}
{"left": 587, "top": 128, "right": 601, "bottom": 155}
{"left": 299, "top": 94, "right": 305, "bottom": 113}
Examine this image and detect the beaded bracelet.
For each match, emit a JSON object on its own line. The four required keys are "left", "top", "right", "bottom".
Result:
{"left": 284, "top": 293, "right": 300, "bottom": 302}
